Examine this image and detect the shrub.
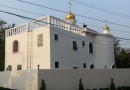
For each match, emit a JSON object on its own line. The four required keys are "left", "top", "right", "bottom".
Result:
{"left": 79, "top": 78, "right": 84, "bottom": 90}
{"left": 110, "top": 78, "right": 116, "bottom": 90}
{"left": 99, "top": 88, "right": 104, "bottom": 90}
{"left": 126, "top": 86, "right": 130, "bottom": 90}
{"left": 40, "top": 79, "right": 46, "bottom": 90}
{"left": 117, "top": 87, "right": 122, "bottom": 90}
{"left": 93, "top": 89, "right": 98, "bottom": 90}
{"left": 104, "top": 88, "right": 110, "bottom": 90}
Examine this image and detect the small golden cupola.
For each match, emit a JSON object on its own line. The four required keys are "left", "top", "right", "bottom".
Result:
{"left": 103, "top": 20, "right": 110, "bottom": 34}
{"left": 66, "top": 13, "right": 75, "bottom": 21}
{"left": 65, "top": 2, "right": 76, "bottom": 24}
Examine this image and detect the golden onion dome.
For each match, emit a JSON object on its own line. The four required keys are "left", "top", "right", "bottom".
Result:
{"left": 103, "top": 25, "right": 109, "bottom": 30}
{"left": 66, "top": 13, "right": 75, "bottom": 20}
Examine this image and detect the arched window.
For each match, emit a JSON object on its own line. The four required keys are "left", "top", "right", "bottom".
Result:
{"left": 13, "top": 40, "right": 19, "bottom": 53}
{"left": 89, "top": 42, "right": 93, "bottom": 53}
{"left": 90, "top": 64, "right": 94, "bottom": 69}
{"left": 112, "top": 64, "right": 116, "bottom": 69}
{"left": 8, "top": 65, "right": 12, "bottom": 71}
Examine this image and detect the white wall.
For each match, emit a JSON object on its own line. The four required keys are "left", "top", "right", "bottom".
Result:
{"left": 50, "top": 26, "right": 95, "bottom": 69}
{"left": 0, "top": 69, "right": 130, "bottom": 90}
{"left": 0, "top": 70, "right": 38, "bottom": 90}
{"left": 5, "top": 31, "right": 28, "bottom": 71}
{"left": 32, "top": 26, "right": 51, "bottom": 69}
{"left": 94, "top": 34, "right": 115, "bottom": 69}
{"left": 5, "top": 24, "right": 51, "bottom": 70}
{"left": 38, "top": 69, "right": 130, "bottom": 90}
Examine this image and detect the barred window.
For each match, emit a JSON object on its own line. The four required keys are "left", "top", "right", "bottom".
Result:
{"left": 17, "top": 65, "right": 22, "bottom": 70}
{"left": 89, "top": 42, "right": 93, "bottom": 53}
{"left": 37, "top": 34, "right": 43, "bottom": 47}
{"left": 13, "top": 40, "right": 19, "bottom": 53}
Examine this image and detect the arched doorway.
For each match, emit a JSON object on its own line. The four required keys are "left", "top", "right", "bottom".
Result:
{"left": 90, "top": 64, "right": 94, "bottom": 69}
{"left": 8, "top": 65, "right": 12, "bottom": 71}
{"left": 112, "top": 64, "right": 116, "bottom": 69}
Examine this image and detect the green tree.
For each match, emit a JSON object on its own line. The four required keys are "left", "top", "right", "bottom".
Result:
{"left": 126, "top": 52, "right": 130, "bottom": 67}
{"left": 0, "top": 19, "right": 15, "bottom": 71}
{"left": 114, "top": 40, "right": 121, "bottom": 55}
{"left": 114, "top": 39, "right": 130, "bottom": 68}
{"left": 40, "top": 79, "right": 46, "bottom": 90}
{"left": 79, "top": 78, "right": 84, "bottom": 90}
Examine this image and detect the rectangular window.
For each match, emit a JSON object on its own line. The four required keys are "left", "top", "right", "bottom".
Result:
{"left": 82, "top": 41, "right": 85, "bottom": 47}
{"left": 55, "top": 61, "right": 59, "bottom": 68}
{"left": 37, "top": 34, "right": 43, "bottom": 47}
{"left": 17, "top": 65, "right": 22, "bottom": 70}
{"left": 83, "top": 63, "right": 86, "bottom": 68}
{"left": 73, "top": 67, "right": 79, "bottom": 69}
{"left": 73, "top": 41, "right": 78, "bottom": 50}
{"left": 54, "top": 34, "right": 58, "bottom": 41}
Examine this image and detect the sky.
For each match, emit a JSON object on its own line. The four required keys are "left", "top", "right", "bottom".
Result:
{"left": 0, "top": 0, "right": 130, "bottom": 48}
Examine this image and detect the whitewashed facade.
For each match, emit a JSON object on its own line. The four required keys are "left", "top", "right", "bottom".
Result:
{"left": 5, "top": 15, "right": 115, "bottom": 71}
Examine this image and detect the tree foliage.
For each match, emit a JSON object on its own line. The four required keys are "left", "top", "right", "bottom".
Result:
{"left": 114, "top": 39, "right": 130, "bottom": 68}
{"left": 0, "top": 19, "right": 15, "bottom": 71}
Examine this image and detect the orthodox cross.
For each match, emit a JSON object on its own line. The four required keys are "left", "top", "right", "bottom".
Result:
{"left": 68, "top": 1, "right": 72, "bottom": 13}
{"left": 105, "top": 20, "right": 108, "bottom": 26}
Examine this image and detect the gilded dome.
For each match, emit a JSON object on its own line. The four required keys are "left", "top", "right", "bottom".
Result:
{"left": 103, "top": 20, "right": 109, "bottom": 30}
{"left": 66, "top": 13, "right": 75, "bottom": 20}
{"left": 103, "top": 25, "right": 109, "bottom": 30}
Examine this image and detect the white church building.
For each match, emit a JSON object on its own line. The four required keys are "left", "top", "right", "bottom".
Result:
{"left": 1, "top": 11, "right": 130, "bottom": 90}
{"left": 5, "top": 12, "right": 115, "bottom": 71}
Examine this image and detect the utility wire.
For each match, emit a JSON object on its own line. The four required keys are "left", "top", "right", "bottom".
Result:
{"left": 16, "top": 0, "right": 130, "bottom": 29}
{"left": 0, "top": 9, "right": 130, "bottom": 45}
{"left": 17, "top": 0, "right": 68, "bottom": 13}
{"left": 1, "top": 3, "right": 130, "bottom": 34}
{"left": 116, "top": 37, "right": 130, "bottom": 41}
{"left": 0, "top": 4, "right": 44, "bottom": 16}
{"left": 0, "top": 4, "right": 129, "bottom": 34}
{"left": 71, "top": 0, "right": 130, "bottom": 19}
{"left": 1, "top": 4, "right": 130, "bottom": 34}
{"left": 77, "top": 23, "right": 130, "bottom": 34}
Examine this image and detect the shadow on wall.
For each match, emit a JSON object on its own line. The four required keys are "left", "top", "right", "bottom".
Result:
{"left": 0, "top": 70, "right": 38, "bottom": 90}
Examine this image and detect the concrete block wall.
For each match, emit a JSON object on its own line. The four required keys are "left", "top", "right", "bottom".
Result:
{"left": 0, "top": 69, "right": 130, "bottom": 90}
{"left": 38, "top": 69, "right": 130, "bottom": 90}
